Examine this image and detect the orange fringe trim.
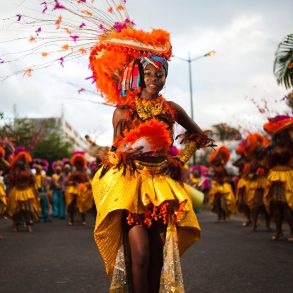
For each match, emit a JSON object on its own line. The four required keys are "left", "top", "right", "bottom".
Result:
{"left": 126, "top": 202, "right": 171, "bottom": 228}
{"left": 173, "top": 201, "right": 187, "bottom": 222}
{"left": 126, "top": 200, "right": 187, "bottom": 228}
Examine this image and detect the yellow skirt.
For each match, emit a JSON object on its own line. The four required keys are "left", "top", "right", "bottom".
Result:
{"left": 209, "top": 181, "right": 236, "bottom": 214}
{"left": 7, "top": 187, "right": 40, "bottom": 218}
{"left": 78, "top": 183, "right": 94, "bottom": 213}
{"left": 0, "top": 183, "right": 7, "bottom": 216}
{"left": 65, "top": 184, "right": 93, "bottom": 213}
{"left": 92, "top": 165, "right": 201, "bottom": 278}
{"left": 65, "top": 185, "right": 79, "bottom": 208}
{"left": 236, "top": 177, "right": 248, "bottom": 201}
{"left": 246, "top": 176, "right": 268, "bottom": 209}
{"left": 264, "top": 166, "right": 293, "bottom": 211}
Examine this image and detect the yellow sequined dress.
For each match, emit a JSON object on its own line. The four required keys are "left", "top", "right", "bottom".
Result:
{"left": 92, "top": 163, "right": 200, "bottom": 291}
{"left": 209, "top": 180, "right": 236, "bottom": 215}
{"left": 92, "top": 97, "right": 201, "bottom": 292}
{"left": 263, "top": 166, "right": 293, "bottom": 212}
{"left": 7, "top": 170, "right": 40, "bottom": 219}
{"left": 235, "top": 176, "right": 249, "bottom": 210}
{"left": 246, "top": 175, "right": 268, "bottom": 209}
{"left": 0, "top": 178, "right": 7, "bottom": 216}
{"left": 65, "top": 171, "right": 92, "bottom": 213}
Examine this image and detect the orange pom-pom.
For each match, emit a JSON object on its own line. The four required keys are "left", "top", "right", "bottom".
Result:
{"left": 122, "top": 118, "right": 172, "bottom": 153}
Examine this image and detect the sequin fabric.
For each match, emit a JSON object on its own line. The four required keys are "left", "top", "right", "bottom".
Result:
{"left": 92, "top": 162, "right": 201, "bottom": 289}
{"left": 159, "top": 221, "right": 185, "bottom": 293}
{"left": 263, "top": 166, "right": 293, "bottom": 211}
{"left": 109, "top": 238, "right": 129, "bottom": 292}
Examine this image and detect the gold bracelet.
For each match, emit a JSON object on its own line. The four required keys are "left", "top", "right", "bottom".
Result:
{"left": 173, "top": 140, "right": 197, "bottom": 163}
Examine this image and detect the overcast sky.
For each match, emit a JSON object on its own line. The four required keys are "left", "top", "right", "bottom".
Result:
{"left": 0, "top": 0, "right": 292, "bottom": 146}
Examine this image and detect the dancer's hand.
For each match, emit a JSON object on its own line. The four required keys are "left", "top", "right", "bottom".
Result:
{"left": 117, "top": 146, "right": 144, "bottom": 161}
{"left": 164, "top": 158, "right": 183, "bottom": 181}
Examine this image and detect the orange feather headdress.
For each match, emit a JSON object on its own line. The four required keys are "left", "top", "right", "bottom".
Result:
{"left": 235, "top": 139, "right": 247, "bottom": 155}
{"left": 90, "top": 27, "right": 172, "bottom": 105}
{"left": 209, "top": 146, "right": 230, "bottom": 167}
{"left": 70, "top": 151, "right": 88, "bottom": 168}
{"left": 244, "top": 132, "right": 270, "bottom": 157}
{"left": 10, "top": 149, "right": 32, "bottom": 168}
{"left": 3, "top": 1, "right": 172, "bottom": 106}
{"left": 263, "top": 115, "right": 293, "bottom": 135}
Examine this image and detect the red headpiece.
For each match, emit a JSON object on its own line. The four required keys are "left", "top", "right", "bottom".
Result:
{"left": 263, "top": 115, "right": 293, "bottom": 135}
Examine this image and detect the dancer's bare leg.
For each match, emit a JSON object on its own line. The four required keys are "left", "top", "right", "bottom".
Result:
{"left": 128, "top": 225, "right": 149, "bottom": 293}
{"left": 148, "top": 220, "right": 166, "bottom": 293}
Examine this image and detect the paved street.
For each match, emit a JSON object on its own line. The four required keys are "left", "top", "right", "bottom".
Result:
{"left": 0, "top": 210, "right": 292, "bottom": 293}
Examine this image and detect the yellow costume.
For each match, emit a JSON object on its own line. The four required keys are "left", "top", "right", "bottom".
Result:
{"left": 0, "top": 180, "right": 7, "bottom": 217}
{"left": 66, "top": 183, "right": 94, "bottom": 214}
{"left": 65, "top": 185, "right": 79, "bottom": 209}
{"left": 264, "top": 166, "right": 293, "bottom": 212}
{"left": 78, "top": 182, "right": 94, "bottom": 214}
{"left": 236, "top": 176, "right": 248, "bottom": 207}
{"left": 209, "top": 180, "right": 236, "bottom": 215}
{"left": 92, "top": 162, "right": 200, "bottom": 279}
{"left": 246, "top": 176, "right": 268, "bottom": 209}
{"left": 7, "top": 186, "right": 40, "bottom": 218}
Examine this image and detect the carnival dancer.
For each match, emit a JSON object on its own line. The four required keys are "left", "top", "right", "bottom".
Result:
{"left": 4, "top": 1, "right": 213, "bottom": 291}
{"left": 0, "top": 147, "right": 8, "bottom": 218}
{"left": 51, "top": 160, "right": 66, "bottom": 219}
{"left": 65, "top": 152, "right": 89, "bottom": 225}
{"left": 0, "top": 146, "right": 9, "bottom": 240}
{"left": 7, "top": 147, "right": 40, "bottom": 232}
{"left": 233, "top": 141, "right": 252, "bottom": 227}
{"left": 59, "top": 159, "right": 72, "bottom": 219}
{"left": 263, "top": 115, "right": 293, "bottom": 242}
{"left": 34, "top": 160, "right": 51, "bottom": 223}
{"left": 209, "top": 146, "right": 236, "bottom": 222}
{"left": 0, "top": 170, "right": 7, "bottom": 218}
{"left": 244, "top": 133, "right": 271, "bottom": 232}
{"left": 86, "top": 18, "right": 214, "bottom": 293}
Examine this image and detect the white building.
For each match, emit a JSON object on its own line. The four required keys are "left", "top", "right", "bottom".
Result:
{"left": 14, "top": 116, "right": 87, "bottom": 152}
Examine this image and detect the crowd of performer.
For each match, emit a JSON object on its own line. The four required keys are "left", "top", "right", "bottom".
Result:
{"left": 187, "top": 114, "right": 292, "bottom": 243}
{"left": 0, "top": 146, "right": 95, "bottom": 234}
{"left": 0, "top": 114, "right": 292, "bottom": 243}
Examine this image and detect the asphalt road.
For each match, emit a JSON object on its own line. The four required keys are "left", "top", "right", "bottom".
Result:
{"left": 0, "top": 210, "right": 292, "bottom": 293}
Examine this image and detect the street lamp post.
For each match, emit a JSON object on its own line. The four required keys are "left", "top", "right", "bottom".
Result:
{"left": 173, "top": 50, "right": 216, "bottom": 165}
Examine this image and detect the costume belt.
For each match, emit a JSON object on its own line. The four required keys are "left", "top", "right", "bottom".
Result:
{"left": 134, "top": 159, "right": 168, "bottom": 175}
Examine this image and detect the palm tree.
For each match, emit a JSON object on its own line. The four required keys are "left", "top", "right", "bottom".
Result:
{"left": 273, "top": 33, "right": 293, "bottom": 89}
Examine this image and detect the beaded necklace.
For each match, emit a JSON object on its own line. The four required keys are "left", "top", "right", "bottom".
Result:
{"left": 135, "top": 95, "right": 165, "bottom": 120}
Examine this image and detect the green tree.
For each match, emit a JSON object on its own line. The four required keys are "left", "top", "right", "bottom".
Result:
{"left": 32, "top": 132, "right": 72, "bottom": 163}
{"left": 0, "top": 118, "right": 72, "bottom": 163}
{"left": 212, "top": 123, "right": 242, "bottom": 142}
{"left": 274, "top": 33, "right": 293, "bottom": 90}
